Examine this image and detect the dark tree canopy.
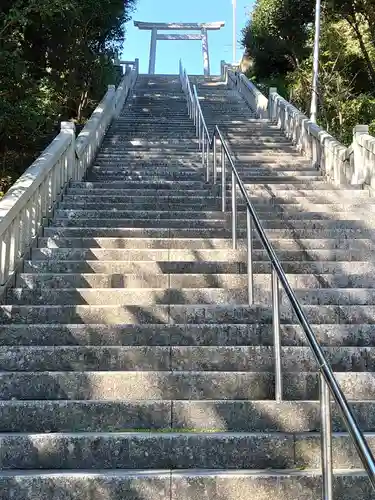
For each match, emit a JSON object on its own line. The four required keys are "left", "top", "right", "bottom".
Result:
{"left": 0, "top": 0, "right": 137, "bottom": 194}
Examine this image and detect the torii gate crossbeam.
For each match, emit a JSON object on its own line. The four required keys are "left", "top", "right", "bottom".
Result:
{"left": 134, "top": 21, "right": 225, "bottom": 76}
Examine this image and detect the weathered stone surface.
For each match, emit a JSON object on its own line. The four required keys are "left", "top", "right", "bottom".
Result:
{"left": 0, "top": 371, "right": 275, "bottom": 400}
{"left": 0, "top": 433, "right": 294, "bottom": 470}
{"left": 0, "top": 401, "right": 172, "bottom": 432}
{"left": 2, "top": 72, "right": 375, "bottom": 498}
{"left": 0, "top": 472, "right": 171, "bottom": 500}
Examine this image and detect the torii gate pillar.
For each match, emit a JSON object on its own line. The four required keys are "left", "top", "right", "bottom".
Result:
{"left": 201, "top": 28, "right": 210, "bottom": 76}
{"left": 149, "top": 28, "right": 157, "bottom": 74}
{"left": 134, "top": 22, "right": 225, "bottom": 76}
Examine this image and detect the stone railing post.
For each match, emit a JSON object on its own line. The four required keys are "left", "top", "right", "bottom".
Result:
{"left": 135, "top": 58, "right": 140, "bottom": 76}
{"left": 60, "top": 121, "right": 76, "bottom": 183}
{"left": 352, "top": 124, "right": 369, "bottom": 185}
{"left": 269, "top": 87, "right": 277, "bottom": 121}
{"left": 108, "top": 84, "right": 116, "bottom": 118}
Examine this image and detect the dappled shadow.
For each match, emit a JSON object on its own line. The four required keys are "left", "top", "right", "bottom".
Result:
{"left": 1, "top": 74, "right": 375, "bottom": 499}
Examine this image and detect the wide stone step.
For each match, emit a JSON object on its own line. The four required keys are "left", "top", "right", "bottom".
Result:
{"left": 1, "top": 399, "right": 375, "bottom": 433}
{"left": 64, "top": 188, "right": 367, "bottom": 200}
{"left": 66, "top": 189, "right": 215, "bottom": 197}
{"left": 33, "top": 246, "right": 371, "bottom": 261}
{"left": 9, "top": 287, "right": 375, "bottom": 307}
{"left": 7, "top": 288, "right": 249, "bottom": 306}
{"left": 1, "top": 304, "right": 375, "bottom": 325}
{"left": 0, "top": 323, "right": 374, "bottom": 347}
{"left": 58, "top": 201, "right": 221, "bottom": 211}
{"left": 55, "top": 210, "right": 228, "bottom": 221}
{"left": 22, "top": 259, "right": 375, "bottom": 275}
{"left": 16, "top": 272, "right": 375, "bottom": 290}
{"left": 100, "top": 139, "right": 200, "bottom": 146}
{"left": 69, "top": 181, "right": 333, "bottom": 191}
{"left": 70, "top": 181, "right": 209, "bottom": 190}
{"left": 0, "top": 432, "right": 295, "bottom": 469}
{"left": 89, "top": 171, "right": 320, "bottom": 181}
{"left": 89, "top": 163, "right": 315, "bottom": 173}
{"left": 0, "top": 371, "right": 274, "bottom": 400}
{"left": 0, "top": 431, "right": 375, "bottom": 469}
{"left": 36, "top": 236, "right": 375, "bottom": 251}
{"left": 42, "top": 228, "right": 231, "bottom": 238}
{"left": 43, "top": 226, "right": 375, "bottom": 239}
{"left": 50, "top": 217, "right": 372, "bottom": 231}
{"left": 61, "top": 194, "right": 219, "bottom": 204}
{"left": 0, "top": 345, "right": 373, "bottom": 372}
{"left": 88, "top": 173, "right": 206, "bottom": 182}
{"left": 0, "top": 470, "right": 370, "bottom": 500}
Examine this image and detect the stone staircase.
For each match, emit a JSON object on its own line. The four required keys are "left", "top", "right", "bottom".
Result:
{"left": 0, "top": 74, "right": 374, "bottom": 498}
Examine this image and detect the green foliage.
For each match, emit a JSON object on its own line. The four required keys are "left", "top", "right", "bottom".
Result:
{"left": 242, "top": 0, "right": 375, "bottom": 145}
{"left": 0, "top": 0, "right": 137, "bottom": 194}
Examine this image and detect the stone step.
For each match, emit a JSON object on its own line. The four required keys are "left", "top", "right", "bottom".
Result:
{"left": 0, "top": 371, "right": 274, "bottom": 399}
{"left": 55, "top": 210, "right": 228, "bottom": 221}
{"left": 1, "top": 399, "right": 375, "bottom": 433}
{"left": 7, "top": 288, "right": 249, "bottom": 306}
{"left": 89, "top": 164, "right": 315, "bottom": 173}
{"left": 56, "top": 206, "right": 374, "bottom": 222}
{"left": 36, "top": 236, "right": 375, "bottom": 251}
{"left": 88, "top": 173, "right": 321, "bottom": 183}
{"left": 64, "top": 188, "right": 367, "bottom": 200}
{"left": 61, "top": 194, "right": 220, "bottom": 204}
{"left": 29, "top": 247, "right": 375, "bottom": 263}
{"left": 50, "top": 217, "right": 373, "bottom": 231}
{"left": 0, "top": 323, "right": 374, "bottom": 347}
{"left": 58, "top": 201, "right": 222, "bottom": 211}
{"left": 68, "top": 181, "right": 333, "bottom": 191}
{"left": 1, "top": 304, "right": 375, "bottom": 325}
{"left": 0, "top": 470, "right": 368, "bottom": 500}
{"left": 23, "top": 259, "right": 375, "bottom": 275}
{"left": 51, "top": 219, "right": 231, "bottom": 229}
{"left": 0, "top": 431, "right": 374, "bottom": 470}
{"left": 43, "top": 226, "right": 375, "bottom": 239}
{"left": 54, "top": 208, "right": 373, "bottom": 224}
{"left": 0, "top": 345, "right": 373, "bottom": 372}
{"left": 1, "top": 370, "right": 375, "bottom": 400}
{"left": 66, "top": 189, "right": 218, "bottom": 197}
{"left": 100, "top": 139, "right": 201, "bottom": 146}
{"left": 16, "top": 272, "right": 375, "bottom": 290}
{"left": 88, "top": 173, "right": 206, "bottom": 182}
{"left": 9, "top": 287, "right": 375, "bottom": 307}
{"left": 70, "top": 181, "right": 210, "bottom": 190}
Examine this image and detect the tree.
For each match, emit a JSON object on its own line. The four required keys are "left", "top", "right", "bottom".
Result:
{"left": 0, "top": 0, "right": 137, "bottom": 194}
{"left": 241, "top": 0, "right": 375, "bottom": 144}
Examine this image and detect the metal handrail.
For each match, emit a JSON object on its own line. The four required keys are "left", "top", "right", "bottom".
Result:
{"left": 179, "top": 60, "right": 375, "bottom": 499}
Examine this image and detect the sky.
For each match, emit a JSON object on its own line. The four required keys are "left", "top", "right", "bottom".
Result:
{"left": 122, "top": 0, "right": 254, "bottom": 75}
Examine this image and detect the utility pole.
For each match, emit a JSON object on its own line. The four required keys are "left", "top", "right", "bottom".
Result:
{"left": 310, "top": 0, "right": 321, "bottom": 123}
{"left": 232, "top": 0, "right": 237, "bottom": 65}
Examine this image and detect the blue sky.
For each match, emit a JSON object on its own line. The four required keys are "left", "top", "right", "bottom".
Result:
{"left": 122, "top": 0, "right": 254, "bottom": 75}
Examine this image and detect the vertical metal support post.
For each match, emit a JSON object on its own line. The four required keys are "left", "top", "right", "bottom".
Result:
{"left": 320, "top": 373, "right": 333, "bottom": 500}
{"left": 206, "top": 137, "right": 210, "bottom": 182}
{"left": 221, "top": 145, "right": 226, "bottom": 212}
{"left": 231, "top": 170, "right": 237, "bottom": 249}
{"left": 213, "top": 137, "right": 217, "bottom": 184}
{"left": 202, "top": 134, "right": 205, "bottom": 167}
{"left": 247, "top": 207, "right": 254, "bottom": 305}
{"left": 272, "top": 267, "right": 282, "bottom": 402}
{"left": 198, "top": 119, "right": 202, "bottom": 151}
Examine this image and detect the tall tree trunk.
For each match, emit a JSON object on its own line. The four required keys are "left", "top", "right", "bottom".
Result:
{"left": 346, "top": 15, "right": 375, "bottom": 87}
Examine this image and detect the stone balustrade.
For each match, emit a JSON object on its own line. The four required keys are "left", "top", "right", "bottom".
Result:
{"left": 220, "top": 61, "right": 374, "bottom": 189}
{"left": 0, "top": 61, "right": 138, "bottom": 291}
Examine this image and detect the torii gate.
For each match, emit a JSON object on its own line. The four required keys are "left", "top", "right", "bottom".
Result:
{"left": 134, "top": 21, "right": 225, "bottom": 76}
